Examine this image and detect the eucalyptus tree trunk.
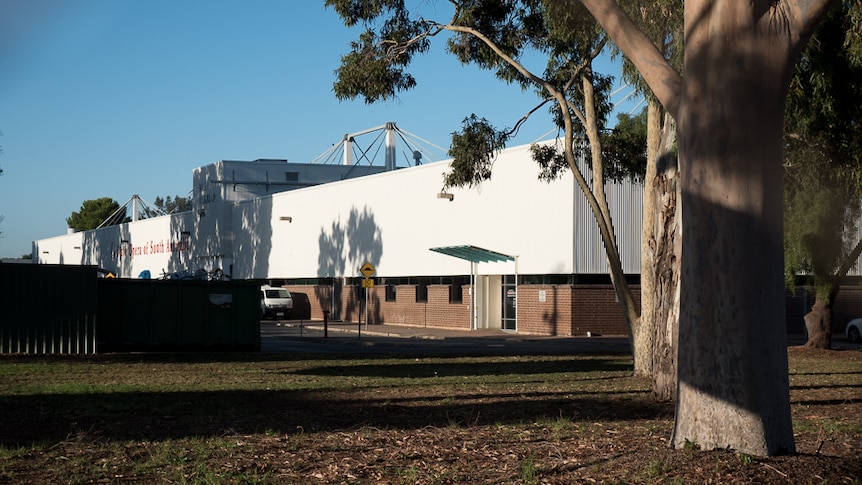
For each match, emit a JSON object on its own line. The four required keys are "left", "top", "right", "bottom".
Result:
{"left": 647, "top": 109, "right": 680, "bottom": 402}
{"left": 804, "top": 237, "right": 862, "bottom": 348}
{"left": 634, "top": 100, "right": 661, "bottom": 379}
{"left": 672, "top": 2, "right": 800, "bottom": 455}
{"left": 581, "top": 0, "right": 834, "bottom": 457}
{"left": 582, "top": 71, "right": 641, "bottom": 353}
{"left": 803, "top": 294, "right": 834, "bottom": 349}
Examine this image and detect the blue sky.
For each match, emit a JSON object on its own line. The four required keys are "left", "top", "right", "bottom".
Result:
{"left": 0, "top": 1, "right": 637, "bottom": 258}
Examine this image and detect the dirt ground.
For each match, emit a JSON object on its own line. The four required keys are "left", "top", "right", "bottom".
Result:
{"left": 1, "top": 347, "right": 859, "bottom": 484}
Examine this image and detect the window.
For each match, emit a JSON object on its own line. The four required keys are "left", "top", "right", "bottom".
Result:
{"left": 449, "top": 281, "right": 464, "bottom": 304}
{"left": 415, "top": 283, "right": 428, "bottom": 303}
{"left": 285, "top": 172, "right": 299, "bottom": 182}
{"left": 385, "top": 284, "right": 397, "bottom": 302}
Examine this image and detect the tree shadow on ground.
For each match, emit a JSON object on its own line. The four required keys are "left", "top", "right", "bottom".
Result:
{"left": 290, "top": 357, "right": 631, "bottom": 378}
{"left": 0, "top": 387, "right": 669, "bottom": 447}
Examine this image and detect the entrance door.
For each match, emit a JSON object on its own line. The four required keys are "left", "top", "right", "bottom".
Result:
{"left": 502, "top": 274, "right": 516, "bottom": 330}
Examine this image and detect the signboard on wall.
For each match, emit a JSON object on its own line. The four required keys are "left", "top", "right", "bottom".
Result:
{"left": 360, "top": 261, "right": 376, "bottom": 278}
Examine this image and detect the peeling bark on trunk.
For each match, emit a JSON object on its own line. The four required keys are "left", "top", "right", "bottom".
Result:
{"left": 803, "top": 297, "right": 833, "bottom": 349}
{"left": 635, "top": 100, "right": 662, "bottom": 378}
{"left": 650, "top": 112, "right": 680, "bottom": 402}
{"left": 804, "top": 238, "right": 862, "bottom": 349}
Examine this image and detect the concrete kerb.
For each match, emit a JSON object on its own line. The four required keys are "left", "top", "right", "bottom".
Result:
{"left": 276, "top": 321, "right": 482, "bottom": 340}
{"left": 270, "top": 319, "right": 629, "bottom": 342}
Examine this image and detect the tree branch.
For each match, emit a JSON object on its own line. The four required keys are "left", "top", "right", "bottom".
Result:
{"left": 505, "top": 98, "right": 553, "bottom": 139}
{"left": 578, "top": 0, "right": 682, "bottom": 119}
{"left": 444, "top": 24, "right": 552, "bottom": 92}
{"left": 836, "top": 234, "right": 862, "bottom": 280}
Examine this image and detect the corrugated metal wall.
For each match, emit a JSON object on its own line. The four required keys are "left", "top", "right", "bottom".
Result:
{"left": 0, "top": 263, "right": 99, "bottom": 354}
{"left": 572, "top": 174, "right": 645, "bottom": 275}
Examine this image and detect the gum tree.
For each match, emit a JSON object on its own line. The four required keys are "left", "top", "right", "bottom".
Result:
{"left": 328, "top": 0, "right": 840, "bottom": 455}
{"left": 783, "top": 1, "right": 862, "bottom": 349}
{"left": 326, "top": 0, "right": 660, "bottom": 379}
{"left": 578, "top": 0, "right": 837, "bottom": 454}
{"left": 610, "top": 1, "right": 682, "bottom": 401}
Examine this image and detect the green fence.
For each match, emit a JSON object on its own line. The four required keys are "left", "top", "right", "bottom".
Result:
{"left": 0, "top": 263, "right": 99, "bottom": 354}
{"left": 97, "top": 279, "right": 260, "bottom": 351}
{"left": 1, "top": 263, "right": 260, "bottom": 354}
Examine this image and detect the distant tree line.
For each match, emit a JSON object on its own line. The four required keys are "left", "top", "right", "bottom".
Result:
{"left": 67, "top": 194, "right": 192, "bottom": 232}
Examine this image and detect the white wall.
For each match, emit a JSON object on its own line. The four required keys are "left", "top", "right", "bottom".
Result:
{"left": 35, "top": 140, "right": 645, "bottom": 280}
{"left": 231, "top": 141, "right": 643, "bottom": 280}
{"left": 34, "top": 212, "right": 199, "bottom": 278}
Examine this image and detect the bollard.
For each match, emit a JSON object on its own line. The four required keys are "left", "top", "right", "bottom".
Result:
{"left": 323, "top": 310, "right": 330, "bottom": 338}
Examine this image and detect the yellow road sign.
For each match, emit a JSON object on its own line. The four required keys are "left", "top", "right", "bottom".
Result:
{"left": 361, "top": 278, "right": 375, "bottom": 288}
{"left": 360, "top": 261, "right": 376, "bottom": 278}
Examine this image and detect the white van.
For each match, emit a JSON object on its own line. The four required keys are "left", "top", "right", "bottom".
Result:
{"left": 260, "top": 285, "right": 293, "bottom": 320}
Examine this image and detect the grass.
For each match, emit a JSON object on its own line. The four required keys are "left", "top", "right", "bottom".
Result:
{"left": 0, "top": 349, "right": 859, "bottom": 483}
{"left": 519, "top": 454, "right": 538, "bottom": 484}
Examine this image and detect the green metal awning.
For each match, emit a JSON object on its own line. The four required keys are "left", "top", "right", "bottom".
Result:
{"left": 429, "top": 245, "right": 515, "bottom": 263}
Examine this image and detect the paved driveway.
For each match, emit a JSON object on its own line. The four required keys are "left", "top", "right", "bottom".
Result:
{"left": 260, "top": 321, "right": 632, "bottom": 355}
{"left": 261, "top": 320, "right": 862, "bottom": 355}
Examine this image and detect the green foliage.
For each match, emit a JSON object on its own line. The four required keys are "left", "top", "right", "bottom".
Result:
{"left": 333, "top": 34, "right": 421, "bottom": 103}
{"left": 601, "top": 108, "right": 648, "bottom": 183}
{"left": 327, "top": 0, "right": 430, "bottom": 103}
{"left": 446, "top": 1, "right": 546, "bottom": 87}
{"left": 531, "top": 141, "right": 569, "bottom": 182}
{"left": 531, "top": 108, "right": 648, "bottom": 184}
{"left": 443, "top": 115, "right": 509, "bottom": 188}
{"left": 847, "top": 0, "right": 862, "bottom": 65}
{"left": 327, "top": 1, "right": 617, "bottom": 187}
{"left": 682, "top": 438, "right": 699, "bottom": 451}
{"left": 145, "top": 194, "right": 192, "bottom": 216}
{"left": 786, "top": 2, "right": 862, "bottom": 164}
{"left": 66, "top": 197, "right": 128, "bottom": 232}
{"left": 783, "top": 143, "right": 856, "bottom": 293}
{"left": 612, "top": 1, "right": 683, "bottom": 102}
{"left": 783, "top": 1, "right": 862, "bottom": 293}
{"left": 325, "top": 0, "right": 406, "bottom": 27}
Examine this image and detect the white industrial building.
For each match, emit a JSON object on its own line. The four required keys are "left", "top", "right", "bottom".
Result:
{"left": 33, "top": 123, "right": 649, "bottom": 336}
{"left": 32, "top": 122, "right": 862, "bottom": 339}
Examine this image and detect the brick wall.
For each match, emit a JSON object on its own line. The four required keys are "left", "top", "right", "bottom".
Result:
{"left": 286, "top": 282, "right": 862, "bottom": 337}
{"left": 287, "top": 282, "right": 633, "bottom": 335}
{"left": 375, "top": 284, "right": 471, "bottom": 329}
{"left": 516, "top": 286, "right": 574, "bottom": 335}
{"left": 425, "top": 285, "right": 471, "bottom": 329}
{"left": 570, "top": 285, "right": 639, "bottom": 336}
{"left": 286, "top": 283, "right": 472, "bottom": 329}
{"left": 283, "top": 285, "right": 321, "bottom": 319}
{"left": 516, "top": 285, "right": 638, "bottom": 336}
